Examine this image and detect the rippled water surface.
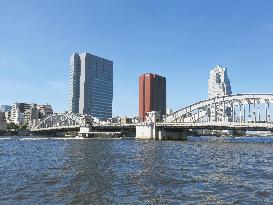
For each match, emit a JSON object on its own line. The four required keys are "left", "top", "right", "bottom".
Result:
{"left": 1, "top": 136, "right": 273, "bottom": 204}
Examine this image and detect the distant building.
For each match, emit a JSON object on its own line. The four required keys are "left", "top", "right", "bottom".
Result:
{"left": 68, "top": 52, "right": 113, "bottom": 119}
{"left": 24, "top": 104, "right": 39, "bottom": 126}
{"left": 0, "top": 111, "right": 7, "bottom": 131}
{"left": 0, "top": 105, "right": 12, "bottom": 112}
{"left": 139, "top": 73, "right": 166, "bottom": 121}
{"left": 120, "top": 117, "right": 133, "bottom": 124}
{"left": 13, "top": 109, "right": 24, "bottom": 125}
{"left": 37, "top": 104, "right": 53, "bottom": 119}
{"left": 10, "top": 102, "right": 53, "bottom": 127}
{"left": 208, "top": 65, "right": 232, "bottom": 122}
{"left": 208, "top": 65, "right": 232, "bottom": 98}
{"left": 5, "top": 112, "right": 11, "bottom": 122}
{"left": 11, "top": 103, "right": 31, "bottom": 124}
{"left": 166, "top": 108, "right": 172, "bottom": 115}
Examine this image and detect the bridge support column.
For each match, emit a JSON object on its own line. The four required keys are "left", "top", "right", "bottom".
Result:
{"left": 78, "top": 125, "right": 93, "bottom": 137}
{"left": 158, "top": 128, "right": 187, "bottom": 140}
{"left": 136, "top": 122, "right": 156, "bottom": 140}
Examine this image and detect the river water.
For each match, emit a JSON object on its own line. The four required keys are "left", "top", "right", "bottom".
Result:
{"left": 0, "top": 136, "right": 273, "bottom": 204}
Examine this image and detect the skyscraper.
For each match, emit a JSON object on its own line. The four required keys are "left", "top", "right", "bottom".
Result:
{"left": 139, "top": 73, "right": 166, "bottom": 121}
{"left": 208, "top": 65, "right": 232, "bottom": 122}
{"left": 208, "top": 65, "right": 232, "bottom": 99}
{"left": 68, "top": 52, "right": 113, "bottom": 119}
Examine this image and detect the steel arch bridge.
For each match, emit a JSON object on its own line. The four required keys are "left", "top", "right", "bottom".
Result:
{"left": 31, "top": 93, "right": 273, "bottom": 133}
{"left": 31, "top": 113, "right": 92, "bottom": 131}
{"left": 163, "top": 94, "right": 273, "bottom": 124}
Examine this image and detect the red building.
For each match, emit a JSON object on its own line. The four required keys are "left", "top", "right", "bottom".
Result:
{"left": 139, "top": 73, "right": 166, "bottom": 121}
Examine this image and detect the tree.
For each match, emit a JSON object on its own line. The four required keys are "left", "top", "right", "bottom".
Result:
{"left": 7, "top": 122, "right": 20, "bottom": 130}
{"left": 21, "top": 123, "right": 29, "bottom": 130}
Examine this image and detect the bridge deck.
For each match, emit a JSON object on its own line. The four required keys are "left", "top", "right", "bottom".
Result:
{"left": 157, "top": 122, "right": 273, "bottom": 131}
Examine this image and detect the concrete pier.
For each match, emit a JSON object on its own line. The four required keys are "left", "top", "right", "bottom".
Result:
{"left": 136, "top": 111, "right": 187, "bottom": 140}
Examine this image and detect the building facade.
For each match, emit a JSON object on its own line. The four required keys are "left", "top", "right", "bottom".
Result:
{"left": 139, "top": 73, "right": 166, "bottom": 121}
{"left": 208, "top": 65, "right": 232, "bottom": 122}
{"left": 208, "top": 65, "right": 232, "bottom": 98}
{"left": 0, "top": 105, "right": 12, "bottom": 112}
{"left": 0, "top": 111, "right": 7, "bottom": 131}
{"left": 68, "top": 52, "right": 113, "bottom": 119}
{"left": 10, "top": 102, "right": 53, "bottom": 126}
{"left": 11, "top": 103, "right": 31, "bottom": 124}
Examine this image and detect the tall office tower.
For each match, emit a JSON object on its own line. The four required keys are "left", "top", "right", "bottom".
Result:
{"left": 208, "top": 65, "right": 232, "bottom": 122}
{"left": 68, "top": 52, "right": 113, "bottom": 119}
{"left": 139, "top": 73, "right": 166, "bottom": 121}
{"left": 68, "top": 53, "right": 81, "bottom": 114}
{"left": 208, "top": 65, "right": 232, "bottom": 99}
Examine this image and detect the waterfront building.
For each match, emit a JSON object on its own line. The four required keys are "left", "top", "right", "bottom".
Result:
{"left": 25, "top": 104, "right": 53, "bottom": 127}
{"left": 0, "top": 105, "right": 12, "bottom": 112}
{"left": 37, "top": 104, "right": 53, "bottom": 119}
{"left": 120, "top": 117, "right": 133, "bottom": 124}
{"left": 139, "top": 73, "right": 166, "bottom": 121}
{"left": 10, "top": 102, "right": 53, "bottom": 126}
{"left": 0, "top": 111, "right": 7, "bottom": 131}
{"left": 11, "top": 103, "right": 31, "bottom": 124}
{"left": 68, "top": 52, "right": 113, "bottom": 119}
{"left": 5, "top": 111, "right": 11, "bottom": 123}
{"left": 208, "top": 65, "right": 232, "bottom": 122}
{"left": 13, "top": 109, "right": 24, "bottom": 125}
{"left": 24, "top": 104, "right": 39, "bottom": 126}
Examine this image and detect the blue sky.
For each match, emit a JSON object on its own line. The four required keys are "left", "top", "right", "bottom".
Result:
{"left": 1, "top": 0, "right": 273, "bottom": 117}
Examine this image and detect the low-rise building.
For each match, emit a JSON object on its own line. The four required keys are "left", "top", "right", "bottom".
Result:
{"left": 11, "top": 103, "right": 31, "bottom": 124}
{"left": 13, "top": 109, "right": 24, "bottom": 125}
{"left": 10, "top": 102, "right": 53, "bottom": 127}
{"left": 0, "top": 111, "right": 7, "bottom": 131}
{"left": 5, "top": 112, "right": 11, "bottom": 123}
{"left": 120, "top": 117, "right": 133, "bottom": 124}
{"left": 37, "top": 104, "right": 53, "bottom": 119}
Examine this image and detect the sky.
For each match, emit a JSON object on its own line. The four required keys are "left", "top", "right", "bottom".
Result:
{"left": 1, "top": 0, "right": 273, "bottom": 117}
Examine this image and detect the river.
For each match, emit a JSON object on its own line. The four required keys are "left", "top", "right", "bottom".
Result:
{"left": 0, "top": 136, "right": 273, "bottom": 204}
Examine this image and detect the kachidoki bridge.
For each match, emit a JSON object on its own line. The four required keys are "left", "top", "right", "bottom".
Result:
{"left": 31, "top": 94, "right": 273, "bottom": 139}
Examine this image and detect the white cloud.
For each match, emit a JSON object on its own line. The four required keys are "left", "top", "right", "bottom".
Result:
{"left": 265, "top": 24, "right": 273, "bottom": 31}
{"left": 45, "top": 81, "right": 64, "bottom": 87}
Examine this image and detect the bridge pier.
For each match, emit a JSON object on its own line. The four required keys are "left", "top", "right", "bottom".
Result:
{"left": 136, "top": 122, "right": 187, "bottom": 140}
{"left": 158, "top": 128, "right": 187, "bottom": 140}
{"left": 136, "top": 122, "right": 155, "bottom": 140}
{"left": 136, "top": 111, "right": 187, "bottom": 140}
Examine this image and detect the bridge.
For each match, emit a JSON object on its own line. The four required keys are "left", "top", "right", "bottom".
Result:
{"left": 163, "top": 94, "right": 273, "bottom": 123}
{"left": 31, "top": 93, "right": 273, "bottom": 139}
{"left": 31, "top": 113, "right": 136, "bottom": 133}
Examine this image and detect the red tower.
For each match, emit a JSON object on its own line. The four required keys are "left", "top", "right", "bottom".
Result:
{"left": 139, "top": 73, "right": 166, "bottom": 121}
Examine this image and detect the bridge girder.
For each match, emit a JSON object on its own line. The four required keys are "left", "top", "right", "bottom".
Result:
{"left": 164, "top": 94, "right": 273, "bottom": 123}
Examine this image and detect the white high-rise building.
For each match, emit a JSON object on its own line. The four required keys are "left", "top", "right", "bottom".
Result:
{"left": 68, "top": 52, "right": 113, "bottom": 119}
{"left": 208, "top": 65, "right": 232, "bottom": 122}
{"left": 208, "top": 65, "right": 232, "bottom": 99}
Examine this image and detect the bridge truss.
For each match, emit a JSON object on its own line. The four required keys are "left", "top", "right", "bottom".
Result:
{"left": 31, "top": 113, "right": 92, "bottom": 131}
{"left": 163, "top": 94, "right": 273, "bottom": 124}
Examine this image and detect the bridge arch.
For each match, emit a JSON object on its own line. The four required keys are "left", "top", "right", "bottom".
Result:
{"left": 31, "top": 113, "right": 92, "bottom": 131}
{"left": 164, "top": 94, "right": 273, "bottom": 123}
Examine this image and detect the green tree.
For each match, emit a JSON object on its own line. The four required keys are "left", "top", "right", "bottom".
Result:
{"left": 21, "top": 123, "right": 29, "bottom": 130}
{"left": 7, "top": 122, "right": 20, "bottom": 130}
